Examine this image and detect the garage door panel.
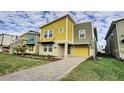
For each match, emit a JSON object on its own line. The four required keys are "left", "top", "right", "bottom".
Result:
{"left": 73, "top": 46, "right": 89, "bottom": 57}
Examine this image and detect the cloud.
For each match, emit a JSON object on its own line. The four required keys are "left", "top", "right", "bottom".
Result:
{"left": 0, "top": 11, "right": 124, "bottom": 47}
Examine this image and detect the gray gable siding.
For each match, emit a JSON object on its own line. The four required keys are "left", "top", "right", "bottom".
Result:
{"left": 74, "top": 22, "right": 92, "bottom": 44}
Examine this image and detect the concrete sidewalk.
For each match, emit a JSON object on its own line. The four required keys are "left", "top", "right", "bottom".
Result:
{"left": 0, "top": 57, "right": 87, "bottom": 81}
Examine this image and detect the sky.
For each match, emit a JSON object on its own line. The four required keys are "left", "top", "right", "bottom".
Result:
{"left": 0, "top": 11, "right": 124, "bottom": 47}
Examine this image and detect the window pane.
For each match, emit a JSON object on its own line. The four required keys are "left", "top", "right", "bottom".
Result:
{"left": 49, "top": 30, "right": 52, "bottom": 37}
{"left": 79, "top": 30, "right": 86, "bottom": 39}
{"left": 80, "top": 34, "right": 85, "bottom": 38}
{"left": 48, "top": 45, "right": 52, "bottom": 52}
{"left": 43, "top": 45, "right": 47, "bottom": 52}
{"left": 44, "top": 31, "right": 48, "bottom": 38}
{"left": 29, "top": 46, "right": 33, "bottom": 51}
{"left": 59, "top": 27, "right": 64, "bottom": 33}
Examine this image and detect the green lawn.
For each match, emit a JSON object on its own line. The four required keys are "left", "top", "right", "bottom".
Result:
{"left": 0, "top": 53, "right": 49, "bottom": 76}
{"left": 62, "top": 57, "right": 124, "bottom": 81}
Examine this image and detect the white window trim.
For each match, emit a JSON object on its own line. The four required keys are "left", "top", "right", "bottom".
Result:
{"left": 49, "top": 29, "right": 53, "bottom": 37}
{"left": 44, "top": 29, "right": 53, "bottom": 38}
{"left": 43, "top": 44, "right": 53, "bottom": 52}
{"left": 43, "top": 45, "right": 47, "bottom": 52}
{"left": 48, "top": 44, "right": 53, "bottom": 52}
{"left": 79, "top": 29, "right": 86, "bottom": 39}
{"left": 44, "top": 30, "right": 48, "bottom": 38}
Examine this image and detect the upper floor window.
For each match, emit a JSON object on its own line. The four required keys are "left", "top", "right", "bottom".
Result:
{"left": 29, "top": 35, "right": 35, "bottom": 42}
{"left": 44, "top": 31, "right": 48, "bottom": 38}
{"left": 111, "top": 33, "right": 113, "bottom": 38}
{"left": 44, "top": 30, "right": 53, "bottom": 38}
{"left": 79, "top": 30, "right": 86, "bottom": 39}
{"left": 59, "top": 27, "right": 64, "bottom": 33}
{"left": 49, "top": 30, "right": 53, "bottom": 37}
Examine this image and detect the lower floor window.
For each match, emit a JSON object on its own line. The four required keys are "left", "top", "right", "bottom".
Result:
{"left": 48, "top": 45, "right": 52, "bottom": 52}
{"left": 43, "top": 44, "right": 53, "bottom": 52}
{"left": 43, "top": 45, "right": 47, "bottom": 52}
{"left": 29, "top": 46, "right": 33, "bottom": 51}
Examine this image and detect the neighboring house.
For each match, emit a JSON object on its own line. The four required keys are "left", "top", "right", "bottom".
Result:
{"left": 105, "top": 18, "right": 124, "bottom": 60}
{"left": 10, "top": 31, "right": 40, "bottom": 54}
{"left": 0, "top": 33, "right": 18, "bottom": 53}
{"left": 98, "top": 45, "right": 105, "bottom": 53}
{"left": 39, "top": 15, "right": 98, "bottom": 58}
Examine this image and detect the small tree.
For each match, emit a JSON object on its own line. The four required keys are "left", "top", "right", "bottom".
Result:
{"left": 19, "top": 46, "right": 27, "bottom": 56}
{"left": 13, "top": 46, "right": 20, "bottom": 55}
{"left": 13, "top": 45, "right": 27, "bottom": 56}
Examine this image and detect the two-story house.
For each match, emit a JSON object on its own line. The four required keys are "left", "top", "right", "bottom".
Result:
{"left": 105, "top": 18, "right": 124, "bottom": 60}
{"left": 0, "top": 33, "right": 18, "bottom": 53}
{"left": 10, "top": 30, "right": 40, "bottom": 54}
{"left": 39, "top": 15, "right": 98, "bottom": 58}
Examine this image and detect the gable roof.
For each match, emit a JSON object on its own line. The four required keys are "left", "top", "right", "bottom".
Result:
{"left": 39, "top": 14, "right": 75, "bottom": 29}
{"left": 20, "top": 30, "right": 39, "bottom": 37}
{"left": 105, "top": 18, "right": 124, "bottom": 40}
{"left": 0, "top": 33, "right": 18, "bottom": 37}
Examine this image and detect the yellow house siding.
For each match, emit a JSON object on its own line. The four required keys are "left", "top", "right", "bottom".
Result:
{"left": 68, "top": 18, "right": 73, "bottom": 42}
{"left": 40, "top": 17, "right": 66, "bottom": 42}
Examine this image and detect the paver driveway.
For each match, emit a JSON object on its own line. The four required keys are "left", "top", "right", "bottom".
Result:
{"left": 0, "top": 57, "right": 87, "bottom": 81}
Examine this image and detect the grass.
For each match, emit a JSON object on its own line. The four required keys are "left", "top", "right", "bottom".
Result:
{"left": 61, "top": 57, "right": 124, "bottom": 81}
{"left": 0, "top": 53, "right": 49, "bottom": 76}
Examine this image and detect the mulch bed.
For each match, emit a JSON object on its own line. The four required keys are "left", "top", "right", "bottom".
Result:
{"left": 18, "top": 55, "right": 62, "bottom": 62}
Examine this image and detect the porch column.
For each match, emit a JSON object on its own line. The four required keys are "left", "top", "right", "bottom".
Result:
{"left": 64, "top": 42, "right": 68, "bottom": 58}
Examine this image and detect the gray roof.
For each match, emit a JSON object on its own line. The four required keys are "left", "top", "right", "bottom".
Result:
{"left": 105, "top": 18, "right": 124, "bottom": 40}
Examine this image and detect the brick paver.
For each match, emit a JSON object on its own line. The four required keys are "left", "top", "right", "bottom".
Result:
{"left": 0, "top": 57, "right": 87, "bottom": 81}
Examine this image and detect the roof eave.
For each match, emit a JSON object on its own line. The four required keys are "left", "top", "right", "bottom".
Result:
{"left": 105, "top": 21, "right": 116, "bottom": 40}
{"left": 39, "top": 14, "right": 75, "bottom": 29}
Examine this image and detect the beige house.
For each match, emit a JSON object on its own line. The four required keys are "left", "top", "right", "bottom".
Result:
{"left": 105, "top": 18, "right": 124, "bottom": 60}
{"left": 10, "top": 31, "right": 40, "bottom": 54}
{"left": 0, "top": 33, "right": 18, "bottom": 53}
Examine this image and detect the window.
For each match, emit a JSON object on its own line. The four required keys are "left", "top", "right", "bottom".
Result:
{"left": 48, "top": 45, "right": 52, "bottom": 52}
{"left": 29, "top": 46, "right": 33, "bottom": 51}
{"left": 32, "top": 35, "right": 35, "bottom": 41}
{"left": 43, "top": 45, "right": 47, "bottom": 52}
{"left": 59, "top": 27, "right": 64, "bottom": 33}
{"left": 79, "top": 30, "right": 86, "bottom": 39}
{"left": 44, "top": 31, "right": 48, "bottom": 38}
{"left": 111, "top": 33, "right": 113, "bottom": 38}
{"left": 29, "top": 35, "right": 35, "bottom": 42}
{"left": 44, "top": 30, "right": 53, "bottom": 38}
{"left": 49, "top": 30, "right": 53, "bottom": 37}
{"left": 43, "top": 44, "right": 53, "bottom": 52}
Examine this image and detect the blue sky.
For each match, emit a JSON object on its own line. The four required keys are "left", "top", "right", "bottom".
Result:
{"left": 0, "top": 11, "right": 124, "bottom": 47}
